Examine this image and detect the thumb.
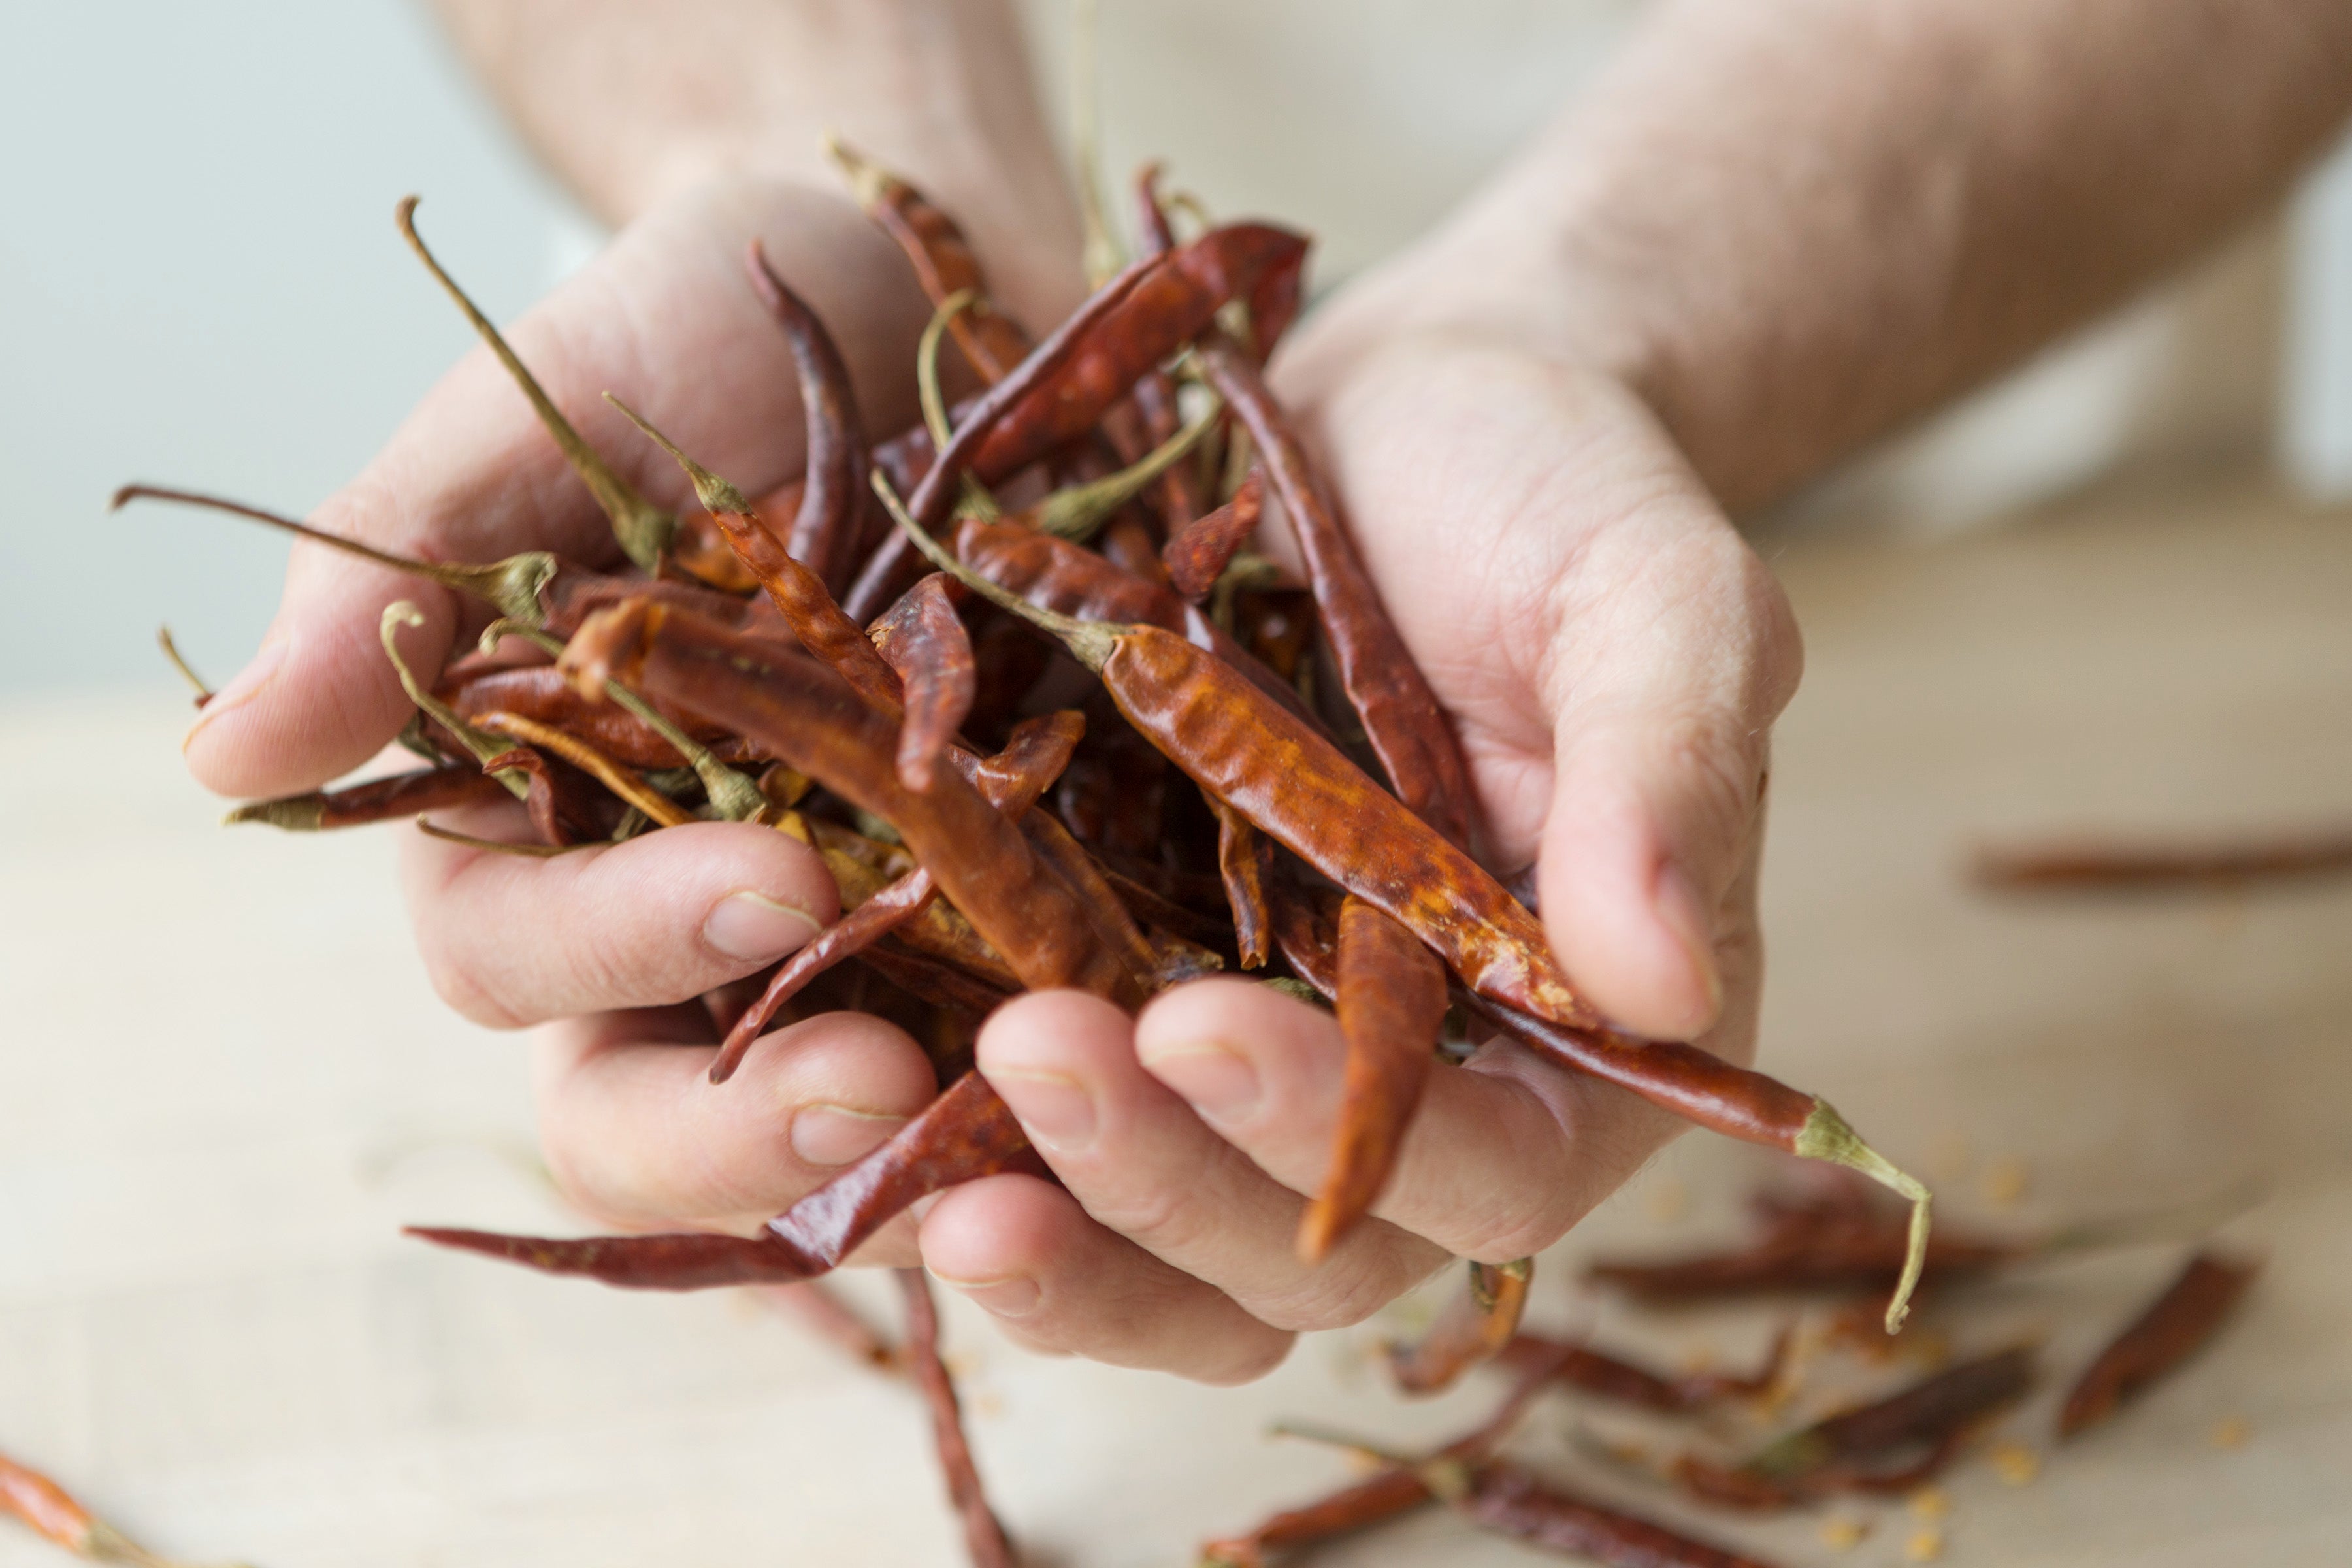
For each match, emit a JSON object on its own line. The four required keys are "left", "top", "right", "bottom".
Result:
{"left": 1535, "top": 519, "right": 1801, "bottom": 1041}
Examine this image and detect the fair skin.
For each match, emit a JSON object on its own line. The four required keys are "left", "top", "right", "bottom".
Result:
{"left": 186, "top": 0, "right": 2352, "bottom": 1382}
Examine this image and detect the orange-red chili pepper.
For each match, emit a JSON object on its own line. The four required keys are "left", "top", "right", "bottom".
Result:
{"left": 1163, "top": 470, "right": 1264, "bottom": 602}
{"left": 897, "top": 1267, "right": 1019, "bottom": 1568}
{"left": 2, "top": 1445, "right": 220, "bottom": 1567}
{"left": 1495, "top": 1328, "right": 1792, "bottom": 1414}
{"left": 442, "top": 663, "right": 770, "bottom": 770}
{"left": 2059, "top": 1252, "right": 2258, "bottom": 1438}
{"left": 1296, "top": 895, "right": 1446, "bottom": 1261}
{"left": 869, "top": 573, "right": 977, "bottom": 790}
{"left": 1205, "top": 791, "right": 1274, "bottom": 970}
{"left": 830, "top": 137, "right": 1033, "bottom": 385}
{"left": 1388, "top": 1260, "right": 1535, "bottom": 1396}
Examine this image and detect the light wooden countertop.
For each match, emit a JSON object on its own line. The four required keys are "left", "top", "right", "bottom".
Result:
{"left": 5, "top": 475, "right": 2347, "bottom": 1566}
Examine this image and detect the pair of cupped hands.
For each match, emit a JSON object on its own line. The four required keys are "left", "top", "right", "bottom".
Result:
{"left": 182, "top": 175, "right": 1799, "bottom": 1384}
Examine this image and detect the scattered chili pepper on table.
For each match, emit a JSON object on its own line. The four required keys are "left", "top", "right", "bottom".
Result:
{"left": 2059, "top": 1252, "right": 2259, "bottom": 1438}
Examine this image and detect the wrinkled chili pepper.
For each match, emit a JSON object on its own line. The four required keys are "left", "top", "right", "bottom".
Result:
{"left": 869, "top": 573, "right": 977, "bottom": 790}
{"left": 741, "top": 243, "right": 875, "bottom": 589}
{"left": 1206, "top": 791, "right": 1275, "bottom": 970}
{"left": 1976, "top": 832, "right": 2352, "bottom": 891}
{"left": 1196, "top": 329, "right": 1475, "bottom": 849}
{"left": 410, "top": 1068, "right": 1043, "bottom": 1287}
{"left": 898, "top": 1269, "right": 1019, "bottom": 1568}
{"left": 830, "top": 137, "right": 1034, "bottom": 385}
{"left": 1296, "top": 895, "right": 1446, "bottom": 1262}
{"left": 1, "top": 1446, "right": 235, "bottom": 1568}
{"left": 1163, "top": 470, "right": 1265, "bottom": 603}
{"left": 2059, "top": 1252, "right": 2258, "bottom": 1438}
{"left": 1495, "top": 1328, "right": 1793, "bottom": 1414}
{"left": 224, "top": 760, "right": 510, "bottom": 832}
{"left": 569, "top": 599, "right": 1145, "bottom": 1005}
{"left": 1388, "top": 1259, "right": 1535, "bottom": 1396}
{"left": 610, "top": 396, "right": 907, "bottom": 717}
{"left": 1673, "top": 1345, "right": 2036, "bottom": 1509}
{"left": 710, "top": 711, "right": 1085, "bottom": 1084}
{"left": 1457, "top": 1463, "right": 1784, "bottom": 1568}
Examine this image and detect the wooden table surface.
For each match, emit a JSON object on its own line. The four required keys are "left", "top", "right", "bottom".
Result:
{"left": 5, "top": 474, "right": 2347, "bottom": 1566}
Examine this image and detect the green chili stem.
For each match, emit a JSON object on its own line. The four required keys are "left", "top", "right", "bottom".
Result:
{"left": 914, "top": 289, "right": 1001, "bottom": 521}
{"left": 380, "top": 603, "right": 531, "bottom": 801}
{"left": 872, "top": 471, "right": 1124, "bottom": 670}
{"left": 1036, "top": 396, "right": 1221, "bottom": 542}
{"left": 155, "top": 625, "right": 211, "bottom": 699}
{"left": 1793, "top": 1100, "right": 1933, "bottom": 1332}
{"left": 397, "top": 195, "right": 674, "bottom": 570}
{"left": 114, "top": 485, "right": 556, "bottom": 627}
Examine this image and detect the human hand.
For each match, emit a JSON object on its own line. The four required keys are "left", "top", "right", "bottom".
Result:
{"left": 904, "top": 279, "right": 1803, "bottom": 1379}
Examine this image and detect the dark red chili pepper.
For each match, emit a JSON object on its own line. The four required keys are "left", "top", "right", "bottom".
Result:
{"left": 2059, "top": 1252, "right": 2258, "bottom": 1438}
{"left": 478, "top": 745, "right": 578, "bottom": 847}
{"left": 1674, "top": 1345, "right": 2036, "bottom": 1509}
{"left": 869, "top": 573, "right": 977, "bottom": 791}
{"left": 443, "top": 663, "right": 768, "bottom": 770}
{"left": 1460, "top": 1463, "right": 1786, "bottom": 1568}
{"left": 1388, "top": 1259, "right": 1535, "bottom": 1396}
{"left": 224, "top": 760, "right": 510, "bottom": 832}
{"left": 898, "top": 1268, "right": 1019, "bottom": 1568}
{"left": 708, "top": 711, "right": 1085, "bottom": 1084}
{"left": 1297, "top": 896, "right": 1446, "bottom": 1262}
{"left": 1163, "top": 470, "right": 1264, "bottom": 602}
{"left": 1196, "top": 331, "right": 1474, "bottom": 849}
{"left": 408, "top": 1068, "right": 1043, "bottom": 1288}
{"left": 1494, "top": 1328, "right": 1792, "bottom": 1414}
{"left": 1976, "top": 832, "right": 2352, "bottom": 890}
{"left": 743, "top": 243, "right": 874, "bottom": 590}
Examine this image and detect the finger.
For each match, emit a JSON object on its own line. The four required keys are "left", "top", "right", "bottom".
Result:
{"left": 531, "top": 1004, "right": 938, "bottom": 1236}
{"left": 919, "top": 1174, "right": 1293, "bottom": 1384}
{"left": 1137, "top": 979, "right": 1663, "bottom": 1262}
{"left": 976, "top": 991, "right": 1448, "bottom": 1333}
{"left": 399, "top": 813, "right": 840, "bottom": 1029}
{"left": 183, "top": 182, "right": 928, "bottom": 800}
{"left": 1539, "top": 506, "right": 1801, "bottom": 1039}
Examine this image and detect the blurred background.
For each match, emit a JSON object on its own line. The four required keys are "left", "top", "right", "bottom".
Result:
{"left": 10, "top": 0, "right": 2352, "bottom": 696}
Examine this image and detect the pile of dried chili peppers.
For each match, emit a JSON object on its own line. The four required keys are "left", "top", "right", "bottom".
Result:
{"left": 52, "top": 145, "right": 2238, "bottom": 1567}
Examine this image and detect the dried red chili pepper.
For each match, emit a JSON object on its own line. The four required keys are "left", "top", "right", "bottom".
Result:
{"left": 1296, "top": 896, "right": 1446, "bottom": 1262}
{"left": 2059, "top": 1251, "right": 2258, "bottom": 1438}
{"left": 224, "top": 760, "right": 510, "bottom": 832}
{"left": 1494, "top": 1328, "right": 1792, "bottom": 1415}
{"left": 1196, "top": 330, "right": 1475, "bottom": 849}
{"left": 1976, "top": 832, "right": 2352, "bottom": 890}
{"left": 2, "top": 1446, "right": 233, "bottom": 1567}
{"left": 1673, "top": 1345, "right": 2036, "bottom": 1509}
{"left": 1206, "top": 792, "right": 1275, "bottom": 970}
{"left": 1457, "top": 1463, "right": 1784, "bottom": 1568}
{"left": 410, "top": 1068, "right": 1044, "bottom": 1287}
{"left": 898, "top": 1268, "right": 1019, "bottom": 1568}
{"left": 1388, "top": 1259, "right": 1535, "bottom": 1396}
{"left": 1163, "top": 469, "right": 1265, "bottom": 603}
{"left": 610, "top": 396, "right": 907, "bottom": 717}
{"left": 869, "top": 573, "right": 977, "bottom": 790}
{"left": 830, "top": 137, "right": 1034, "bottom": 384}
{"left": 743, "top": 243, "right": 874, "bottom": 589}
{"left": 444, "top": 663, "right": 767, "bottom": 770}
{"left": 709, "top": 711, "right": 1085, "bottom": 1084}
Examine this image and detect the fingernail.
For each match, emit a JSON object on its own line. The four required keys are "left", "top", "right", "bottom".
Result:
{"left": 987, "top": 1067, "right": 1096, "bottom": 1151}
{"left": 1139, "top": 1038, "right": 1260, "bottom": 1123}
{"left": 937, "top": 1272, "right": 1041, "bottom": 1320}
{"left": 704, "top": 890, "right": 823, "bottom": 962}
{"left": 789, "top": 1103, "right": 907, "bottom": 1166}
{"left": 183, "top": 631, "right": 289, "bottom": 751}
{"left": 1654, "top": 864, "right": 1723, "bottom": 1026}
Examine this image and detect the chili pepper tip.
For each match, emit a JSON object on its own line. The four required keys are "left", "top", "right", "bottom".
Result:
{"left": 1794, "top": 1100, "right": 1933, "bottom": 1332}
{"left": 223, "top": 797, "right": 325, "bottom": 832}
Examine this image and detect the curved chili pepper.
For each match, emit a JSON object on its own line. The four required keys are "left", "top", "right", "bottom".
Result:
{"left": 898, "top": 1268, "right": 1019, "bottom": 1568}
{"left": 1196, "top": 331, "right": 1474, "bottom": 848}
{"left": 2059, "top": 1252, "right": 2257, "bottom": 1438}
{"left": 608, "top": 395, "right": 907, "bottom": 717}
{"left": 478, "top": 745, "right": 580, "bottom": 847}
{"left": 473, "top": 710, "right": 694, "bottom": 828}
{"left": 1673, "top": 1346, "right": 2036, "bottom": 1509}
{"left": 743, "top": 244, "right": 875, "bottom": 589}
{"left": 830, "top": 137, "right": 1034, "bottom": 384}
{"left": 1388, "top": 1259, "right": 1535, "bottom": 1396}
{"left": 870, "top": 573, "right": 977, "bottom": 790}
{"left": 1296, "top": 896, "right": 1446, "bottom": 1261}
{"left": 567, "top": 599, "right": 1145, "bottom": 1006}
{"left": 1163, "top": 470, "right": 1264, "bottom": 603}
{"left": 1495, "top": 1328, "right": 1792, "bottom": 1415}
{"left": 443, "top": 664, "right": 764, "bottom": 770}
{"left": 224, "top": 761, "right": 510, "bottom": 832}
{"left": 709, "top": 711, "right": 1085, "bottom": 1084}
{"left": 409, "top": 1068, "right": 1043, "bottom": 1288}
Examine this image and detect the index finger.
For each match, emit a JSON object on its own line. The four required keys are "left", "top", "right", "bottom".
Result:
{"left": 180, "top": 181, "right": 925, "bottom": 799}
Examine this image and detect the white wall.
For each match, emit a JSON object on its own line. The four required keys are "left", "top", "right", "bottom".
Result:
{"left": 0, "top": 1, "right": 573, "bottom": 695}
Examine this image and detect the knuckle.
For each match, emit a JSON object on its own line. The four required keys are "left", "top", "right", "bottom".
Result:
{"left": 414, "top": 921, "right": 530, "bottom": 1030}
